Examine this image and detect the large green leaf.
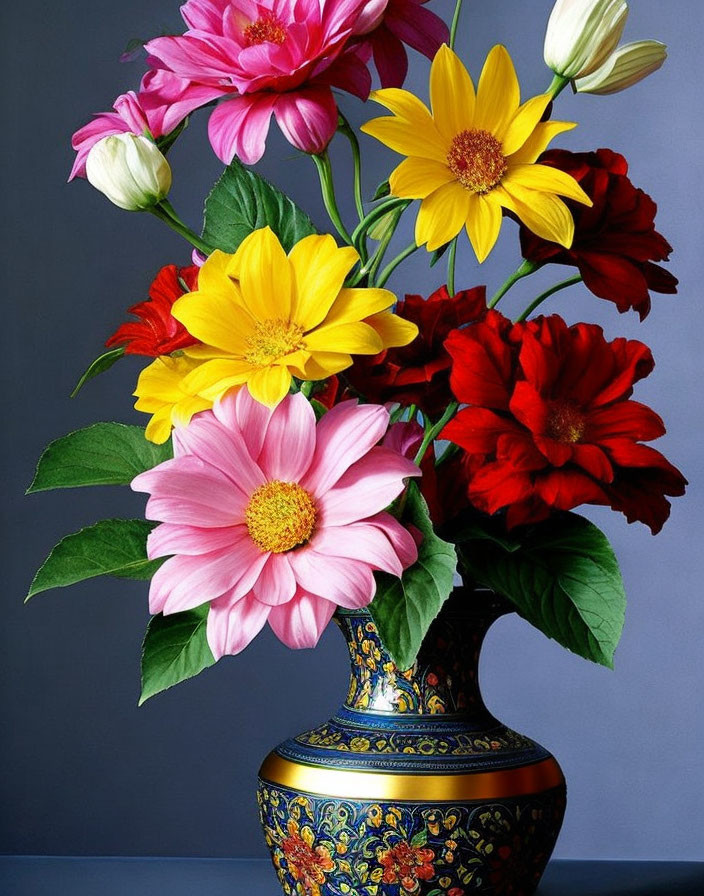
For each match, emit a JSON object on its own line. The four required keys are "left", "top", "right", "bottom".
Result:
{"left": 27, "top": 423, "right": 172, "bottom": 493}
{"left": 140, "top": 604, "right": 216, "bottom": 705}
{"left": 70, "top": 346, "right": 125, "bottom": 398}
{"left": 202, "top": 159, "right": 316, "bottom": 253}
{"left": 27, "top": 519, "right": 162, "bottom": 599}
{"left": 459, "top": 513, "right": 626, "bottom": 668}
{"left": 369, "top": 483, "right": 457, "bottom": 670}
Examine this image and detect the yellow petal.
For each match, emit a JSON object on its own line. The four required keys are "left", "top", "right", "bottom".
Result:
{"left": 237, "top": 226, "right": 294, "bottom": 321}
{"left": 498, "top": 181, "right": 575, "bottom": 247}
{"left": 508, "top": 121, "right": 576, "bottom": 165}
{"left": 144, "top": 406, "right": 175, "bottom": 445}
{"left": 182, "top": 358, "right": 253, "bottom": 398}
{"left": 171, "top": 395, "right": 212, "bottom": 427}
{"left": 506, "top": 163, "right": 593, "bottom": 205}
{"left": 304, "top": 321, "right": 384, "bottom": 355}
{"left": 301, "top": 353, "right": 353, "bottom": 379}
{"left": 474, "top": 45, "right": 520, "bottom": 139}
{"left": 361, "top": 117, "right": 447, "bottom": 163}
{"left": 195, "top": 249, "right": 238, "bottom": 298}
{"left": 429, "top": 45, "right": 476, "bottom": 138}
{"left": 323, "top": 288, "right": 395, "bottom": 328}
{"left": 182, "top": 343, "right": 235, "bottom": 360}
{"left": 173, "top": 290, "right": 250, "bottom": 356}
{"left": 367, "top": 87, "right": 434, "bottom": 125}
{"left": 464, "top": 193, "right": 503, "bottom": 263}
{"left": 389, "top": 157, "right": 454, "bottom": 199}
{"left": 365, "top": 311, "right": 419, "bottom": 348}
{"left": 415, "top": 182, "right": 471, "bottom": 251}
{"left": 501, "top": 94, "right": 552, "bottom": 157}
{"left": 288, "top": 234, "right": 359, "bottom": 330}
{"left": 247, "top": 366, "right": 292, "bottom": 407}
{"left": 134, "top": 355, "right": 201, "bottom": 407}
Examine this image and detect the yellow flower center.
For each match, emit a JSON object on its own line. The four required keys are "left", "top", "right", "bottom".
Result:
{"left": 245, "top": 481, "right": 316, "bottom": 553}
{"left": 546, "top": 402, "right": 586, "bottom": 444}
{"left": 244, "top": 14, "right": 287, "bottom": 46}
{"left": 447, "top": 129, "right": 508, "bottom": 194}
{"left": 244, "top": 319, "right": 305, "bottom": 367}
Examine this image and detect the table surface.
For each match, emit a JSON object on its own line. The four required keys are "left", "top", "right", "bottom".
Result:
{"left": 1, "top": 858, "right": 703, "bottom": 896}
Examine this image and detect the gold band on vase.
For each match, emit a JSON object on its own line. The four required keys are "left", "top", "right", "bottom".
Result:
{"left": 259, "top": 754, "right": 564, "bottom": 802}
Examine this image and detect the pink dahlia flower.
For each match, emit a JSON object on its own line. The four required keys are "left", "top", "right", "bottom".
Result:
{"left": 144, "top": 0, "right": 375, "bottom": 164}
{"left": 131, "top": 390, "right": 420, "bottom": 658}
{"left": 352, "top": 0, "right": 449, "bottom": 88}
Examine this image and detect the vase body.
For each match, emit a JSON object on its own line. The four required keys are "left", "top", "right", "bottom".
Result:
{"left": 257, "top": 589, "right": 566, "bottom": 896}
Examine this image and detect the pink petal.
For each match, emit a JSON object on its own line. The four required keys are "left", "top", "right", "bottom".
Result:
{"left": 139, "top": 69, "right": 225, "bottom": 135}
{"left": 302, "top": 401, "right": 390, "bottom": 497}
{"left": 252, "top": 555, "right": 298, "bottom": 606}
{"left": 207, "top": 592, "right": 272, "bottom": 659}
{"left": 317, "top": 447, "right": 420, "bottom": 526}
{"left": 147, "top": 523, "right": 247, "bottom": 559}
{"left": 387, "top": 1, "right": 449, "bottom": 60}
{"left": 259, "top": 393, "right": 316, "bottom": 482}
{"left": 267, "top": 589, "right": 336, "bottom": 649}
{"left": 214, "top": 389, "right": 275, "bottom": 463}
{"left": 371, "top": 29, "right": 408, "bottom": 89}
{"left": 132, "top": 456, "right": 249, "bottom": 527}
{"left": 289, "top": 550, "right": 375, "bottom": 609}
{"left": 273, "top": 88, "right": 338, "bottom": 155}
{"left": 311, "top": 512, "right": 417, "bottom": 576}
{"left": 208, "top": 93, "right": 278, "bottom": 165}
{"left": 69, "top": 112, "right": 131, "bottom": 180}
{"left": 364, "top": 511, "right": 419, "bottom": 569}
{"left": 318, "top": 44, "right": 373, "bottom": 99}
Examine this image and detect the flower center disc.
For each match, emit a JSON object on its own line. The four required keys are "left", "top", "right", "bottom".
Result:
{"left": 244, "top": 319, "right": 304, "bottom": 367}
{"left": 447, "top": 129, "right": 508, "bottom": 194}
{"left": 547, "top": 401, "right": 586, "bottom": 444}
{"left": 244, "top": 14, "right": 287, "bottom": 46}
{"left": 246, "top": 481, "right": 316, "bottom": 553}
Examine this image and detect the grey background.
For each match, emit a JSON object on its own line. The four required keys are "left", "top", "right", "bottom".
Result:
{"left": 1, "top": 0, "right": 702, "bottom": 861}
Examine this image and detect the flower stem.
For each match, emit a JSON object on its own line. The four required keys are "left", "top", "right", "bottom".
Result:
{"left": 338, "top": 115, "right": 365, "bottom": 223}
{"left": 312, "top": 153, "right": 353, "bottom": 245}
{"left": 450, "top": 0, "right": 465, "bottom": 50}
{"left": 414, "top": 402, "right": 459, "bottom": 466}
{"left": 516, "top": 274, "right": 583, "bottom": 321}
{"left": 151, "top": 200, "right": 214, "bottom": 256}
{"left": 351, "top": 197, "right": 410, "bottom": 252}
{"left": 488, "top": 258, "right": 538, "bottom": 308}
{"left": 376, "top": 241, "right": 419, "bottom": 288}
{"left": 447, "top": 237, "right": 458, "bottom": 296}
{"left": 547, "top": 73, "right": 572, "bottom": 100}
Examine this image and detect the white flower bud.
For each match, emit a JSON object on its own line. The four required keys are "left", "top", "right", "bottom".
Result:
{"left": 85, "top": 133, "right": 172, "bottom": 211}
{"left": 544, "top": 0, "right": 629, "bottom": 80}
{"left": 575, "top": 40, "right": 667, "bottom": 95}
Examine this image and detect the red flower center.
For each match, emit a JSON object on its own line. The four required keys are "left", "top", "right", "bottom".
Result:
{"left": 447, "top": 129, "right": 507, "bottom": 194}
{"left": 244, "top": 14, "right": 287, "bottom": 46}
{"left": 546, "top": 401, "right": 586, "bottom": 444}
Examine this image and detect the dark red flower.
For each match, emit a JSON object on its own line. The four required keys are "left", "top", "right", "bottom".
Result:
{"left": 441, "top": 313, "right": 686, "bottom": 532}
{"left": 106, "top": 264, "right": 199, "bottom": 356}
{"left": 378, "top": 840, "right": 435, "bottom": 891}
{"left": 519, "top": 149, "right": 677, "bottom": 320}
{"left": 346, "top": 285, "right": 487, "bottom": 419}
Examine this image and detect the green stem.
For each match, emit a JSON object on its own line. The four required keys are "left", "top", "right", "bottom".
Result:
{"left": 367, "top": 217, "right": 398, "bottom": 285}
{"left": 376, "top": 241, "right": 419, "bottom": 288}
{"left": 151, "top": 201, "right": 214, "bottom": 256}
{"left": 449, "top": 0, "right": 464, "bottom": 50}
{"left": 312, "top": 153, "right": 353, "bottom": 245}
{"left": 488, "top": 258, "right": 538, "bottom": 308}
{"left": 414, "top": 402, "right": 459, "bottom": 467}
{"left": 447, "top": 237, "right": 458, "bottom": 296}
{"left": 516, "top": 274, "right": 583, "bottom": 321}
{"left": 338, "top": 115, "right": 365, "bottom": 223}
{"left": 547, "top": 73, "right": 572, "bottom": 100}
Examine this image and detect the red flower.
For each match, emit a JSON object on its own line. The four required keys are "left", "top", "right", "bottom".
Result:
{"left": 519, "top": 149, "right": 677, "bottom": 320}
{"left": 106, "top": 264, "right": 199, "bottom": 356}
{"left": 378, "top": 840, "right": 435, "bottom": 892}
{"left": 442, "top": 313, "right": 686, "bottom": 532}
{"left": 346, "top": 285, "right": 487, "bottom": 419}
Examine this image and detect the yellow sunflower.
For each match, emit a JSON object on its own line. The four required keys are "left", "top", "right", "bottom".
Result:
{"left": 171, "top": 226, "right": 418, "bottom": 406}
{"left": 361, "top": 44, "right": 593, "bottom": 262}
{"left": 134, "top": 354, "right": 212, "bottom": 444}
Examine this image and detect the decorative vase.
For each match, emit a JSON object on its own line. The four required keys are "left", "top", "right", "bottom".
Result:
{"left": 257, "top": 588, "right": 566, "bottom": 896}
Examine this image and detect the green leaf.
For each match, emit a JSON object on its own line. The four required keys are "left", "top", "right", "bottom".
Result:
{"left": 369, "top": 483, "right": 457, "bottom": 670}
{"left": 429, "top": 241, "right": 452, "bottom": 268}
{"left": 27, "top": 519, "right": 162, "bottom": 600}
{"left": 373, "top": 179, "right": 391, "bottom": 200}
{"left": 27, "top": 423, "right": 172, "bottom": 493}
{"left": 140, "top": 604, "right": 216, "bottom": 705}
{"left": 459, "top": 513, "right": 626, "bottom": 668}
{"left": 202, "top": 159, "right": 316, "bottom": 253}
{"left": 70, "top": 346, "right": 126, "bottom": 398}
{"left": 411, "top": 830, "right": 429, "bottom": 848}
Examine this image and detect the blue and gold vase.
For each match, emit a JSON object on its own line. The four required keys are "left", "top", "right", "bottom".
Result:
{"left": 258, "top": 588, "right": 566, "bottom": 895}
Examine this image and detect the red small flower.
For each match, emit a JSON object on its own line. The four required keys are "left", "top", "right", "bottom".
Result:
{"left": 520, "top": 149, "right": 677, "bottom": 320}
{"left": 378, "top": 841, "right": 436, "bottom": 892}
{"left": 448, "top": 889, "right": 465, "bottom": 896}
{"left": 441, "top": 313, "right": 686, "bottom": 532}
{"left": 347, "top": 285, "right": 486, "bottom": 419}
{"left": 106, "top": 264, "right": 199, "bottom": 356}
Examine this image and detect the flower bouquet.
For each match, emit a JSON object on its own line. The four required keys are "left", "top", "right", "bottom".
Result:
{"left": 28, "top": 0, "right": 686, "bottom": 893}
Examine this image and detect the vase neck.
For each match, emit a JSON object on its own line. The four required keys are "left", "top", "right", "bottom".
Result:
{"left": 335, "top": 589, "right": 510, "bottom": 719}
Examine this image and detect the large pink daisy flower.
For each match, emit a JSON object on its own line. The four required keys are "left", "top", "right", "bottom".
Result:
{"left": 145, "top": 0, "right": 374, "bottom": 164}
{"left": 131, "top": 390, "right": 420, "bottom": 658}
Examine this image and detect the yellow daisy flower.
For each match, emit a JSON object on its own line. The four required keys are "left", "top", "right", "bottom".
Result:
{"left": 134, "top": 354, "right": 212, "bottom": 444}
{"left": 361, "top": 44, "right": 593, "bottom": 262}
{"left": 171, "top": 226, "right": 418, "bottom": 406}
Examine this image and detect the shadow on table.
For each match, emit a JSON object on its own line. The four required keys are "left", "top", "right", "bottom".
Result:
{"left": 537, "top": 861, "right": 704, "bottom": 895}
